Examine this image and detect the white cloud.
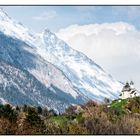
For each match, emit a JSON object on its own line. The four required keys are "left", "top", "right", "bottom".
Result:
{"left": 56, "top": 22, "right": 140, "bottom": 89}
{"left": 33, "top": 11, "right": 57, "bottom": 20}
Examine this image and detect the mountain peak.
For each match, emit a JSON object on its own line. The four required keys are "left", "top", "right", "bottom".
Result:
{"left": 0, "top": 8, "right": 123, "bottom": 112}
{"left": 43, "top": 28, "right": 57, "bottom": 39}
{"left": 43, "top": 28, "right": 59, "bottom": 47}
{"left": 44, "top": 28, "right": 51, "bottom": 33}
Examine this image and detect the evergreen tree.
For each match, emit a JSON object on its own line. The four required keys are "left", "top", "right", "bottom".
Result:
{"left": 23, "top": 104, "right": 27, "bottom": 112}
{"left": 37, "top": 106, "right": 42, "bottom": 114}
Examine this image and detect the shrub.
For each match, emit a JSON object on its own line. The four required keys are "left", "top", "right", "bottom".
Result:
{"left": 67, "top": 122, "right": 87, "bottom": 134}
{"left": 37, "top": 106, "right": 42, "bottom": 114}
{"left": 0, "top": 104, "right": 17, "bottom": 123}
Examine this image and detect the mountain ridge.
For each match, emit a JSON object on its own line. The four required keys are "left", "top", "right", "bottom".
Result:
{"left": 0, "top": 9, "right": 122, "bottom": 112}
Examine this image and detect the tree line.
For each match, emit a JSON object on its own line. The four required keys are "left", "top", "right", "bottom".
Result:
{"left": 0, "top": 97, "right": 140, "bottom": 135}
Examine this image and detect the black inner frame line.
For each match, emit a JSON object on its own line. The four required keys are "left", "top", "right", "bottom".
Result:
{"left": 0, "top": 5, "right": 140, "bottom": 6}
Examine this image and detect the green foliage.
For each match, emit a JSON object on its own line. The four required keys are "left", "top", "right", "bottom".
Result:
{"left": 44, "top": 116, "right": 69, "bottom": 134}
{"left": 0, "top": 104, "right": 17, "bottom": 123}
{"left": 26, "top": 107, "right": 43, "bottom": 127}
{"left": 110, "top": 97, "right": 140, "bottom": 116}
{"left": 48, "top": 116, "right": 68, "bottom": 126}
{"left": 110, "top": 99, "right": 127, "bottom": 116}
{"left": 37, "top": 106, "right": 42, "bottom": 114}
{"left": 1, "top": 97, "right": 140, "bottom": 135}
{"left": 76, "top": 113, "right": 84, "bottom": 124}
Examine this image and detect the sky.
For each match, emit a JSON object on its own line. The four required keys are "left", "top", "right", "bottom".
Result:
{"left": 1, "top": 6, "right": 140, "bottom": 89}
{"left": 1, "top": 6, "right": 140, "bottom": 32}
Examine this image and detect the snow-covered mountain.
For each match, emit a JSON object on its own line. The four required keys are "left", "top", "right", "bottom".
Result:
{"left": 0, "top": 8, "right": 87, "bottom": 112}
{"left": 0, "top": 60, "right": 81, "bottom": 113}
{"left": 36, "top": 29, "right": 122, "bottom": 102}
{"left": 0, "top": 8, "right": 122, "bottom": 112}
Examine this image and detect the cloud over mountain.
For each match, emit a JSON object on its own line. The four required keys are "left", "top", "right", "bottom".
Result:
{"left": 56, "top": 22, "right": 140, "bottom": 89}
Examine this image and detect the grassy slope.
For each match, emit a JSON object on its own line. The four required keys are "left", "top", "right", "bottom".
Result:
{"left": 109, "top": 97, "right": 140, "bottom": 115}
{"left": 48, "top": 116, "right": 68, "bottom": 126}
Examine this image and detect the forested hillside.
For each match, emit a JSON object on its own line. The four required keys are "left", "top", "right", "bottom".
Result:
{"left": 0, "top": 97, "right": 140, "bottom": 135}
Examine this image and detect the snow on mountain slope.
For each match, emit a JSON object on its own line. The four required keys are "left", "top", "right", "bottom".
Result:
{"left": 0, "top": 60, "right": 82, "bottom": 113}
{"left": 38, "top": 29, "right": 123, "bottom": 102}
{"left": 0, "top": 8, "right": 122, "bottom": 108}
{"left": 0, "top": 8, "right": 35, "bottom": 46}
{"left": 0, "top": 29, "right": 87, "bottom": 104}
{"left": 0, "top": 9, "right": 87, "bottom": 112}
